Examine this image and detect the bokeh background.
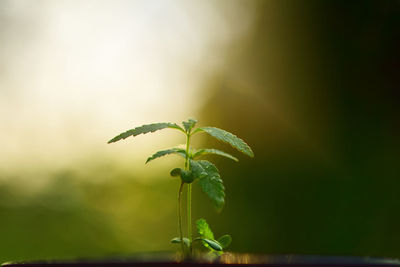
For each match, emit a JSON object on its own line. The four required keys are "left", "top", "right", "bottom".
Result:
{"left": 0, "top": 0, "right": 399, "bottom": 263}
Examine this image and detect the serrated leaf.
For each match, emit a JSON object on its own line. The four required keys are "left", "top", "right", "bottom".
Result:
{"left": 195, "top": 219, "right": 226, "bottom": 252}
{"left": 193, "top": 148, "right": 238, "bottom": 162}
{"left": 146, "top": 148, "right": 186, "bottom": 164}
{"left": 192, "top": 160, "right": 225, "bottom": 210}
{"left": 108, "top": 123, "right": 183, "bottom": 144}
{"left": 217, "top": 235, "right": 232, "bottom": 249}
{"left": 190, "top": 160, "right": 208, "bottom": 180}
{"left": 170, "top": 168, "right": 182, "bottom": 177}
{"left": 182, "top": 118, "right": 198, "bottom": 132}
{"left": 171, "top": 237, "right": 190, "bottom": 248}
{"left": 196, "top": 127, "right": 254, "bottom": 157}
{"left": 196, "top": 218, "right": 215, "bottom": 240}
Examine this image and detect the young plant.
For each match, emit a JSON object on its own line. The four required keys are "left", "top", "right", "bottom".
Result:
{"left": 108, "top": 118, "right": 253, "bottom": 258}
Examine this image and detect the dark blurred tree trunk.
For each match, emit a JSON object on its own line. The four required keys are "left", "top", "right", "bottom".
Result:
{"left": 196, "top": 0, "right": 400, "bottom": 257}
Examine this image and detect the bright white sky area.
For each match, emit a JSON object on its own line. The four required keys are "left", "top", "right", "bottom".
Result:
{"left": 0, "top": 0, "right": 255, "bottom": 180}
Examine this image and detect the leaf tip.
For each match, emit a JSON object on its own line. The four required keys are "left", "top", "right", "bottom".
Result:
{"left": 245, "top": 147, "right": 254, "bottom": 158}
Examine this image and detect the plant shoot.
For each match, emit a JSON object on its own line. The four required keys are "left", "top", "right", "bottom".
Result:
{"left": 108, "top": 118, "right": 253, "bottom": 259}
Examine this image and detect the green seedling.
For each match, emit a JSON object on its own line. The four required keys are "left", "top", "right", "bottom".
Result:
{"left": 108, "top": 118, "right": 253, "bottom": 259}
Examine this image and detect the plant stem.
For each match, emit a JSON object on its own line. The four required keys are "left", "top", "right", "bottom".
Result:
{"left": 184, "top": 133, "right": 190, "bottom": 169}
{"left": 187, "top": 183, "right": 192, "bottom": 254}
{"left": 184, "top": 133, "right": 192, "bottom": 255}
{"left": 178, "top": 182, "right": 185, "bottom": 257}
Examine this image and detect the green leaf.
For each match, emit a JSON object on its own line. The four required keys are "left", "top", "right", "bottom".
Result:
{"left": 195, "top": 127, "right": 254, "bottom": 157}
{"left": 182, "top": 118, "right": 198, "bottom": 132}
{"left": 191, "top": 160, "right": 225, "bottom": 210}
{"left": 170, "top": 168, "right": 182, "bottom": 177}
{"left": 193, "top": 148, "right": 238, "bottom": 162}
{"left": 189, "top": 160, "right": 208, "bottom": 180}
{"left": 199, "top": 238, "right": 223, "bottom": 251}
{"left": 195, "top": 219, "right": 225, "bottom": 252}
{"left": 171, "top": 237, "right": 190, "bottom": 248}
{"left": 217, "top": 235, "right": 232, "bottom": 249}
{"left": 108, "top": 122, "right": 183, "bottom": 144}
{"left": 196, "top": 218, "right": 215, "bottom": 240}
{"left": 146, "top": 148, "right": 186, "bottom": 164}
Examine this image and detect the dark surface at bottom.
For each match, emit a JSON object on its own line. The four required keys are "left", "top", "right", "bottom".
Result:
{"left": 2, "top": 254, "right": 400, "bottom": 266}
{"left": 1, "top": 263, "right": 399, "bottom": 267}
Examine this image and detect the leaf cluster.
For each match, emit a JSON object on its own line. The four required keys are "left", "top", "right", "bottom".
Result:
{"left": 195, "top": 218, "right": 231, "bottom": 253}
{"left": 108, "top": 118, "right": 253, "bottom": 256}
{"left": 108, "top": 119, "right": 254, "bottom": 210}
{"left": 108, "top": 119, "right": 253, "bottom": 211}
{"left": 171, "top": 218, "right": 231, "bottom": 253}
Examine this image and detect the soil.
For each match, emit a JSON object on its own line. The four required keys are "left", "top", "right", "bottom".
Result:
{"left": 2, "top": 253, "right": 399, "bottom": 267}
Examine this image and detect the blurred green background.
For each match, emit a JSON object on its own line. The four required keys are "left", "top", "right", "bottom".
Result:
{"left": 0, "top": 0, "right": 399, "bottom": 263}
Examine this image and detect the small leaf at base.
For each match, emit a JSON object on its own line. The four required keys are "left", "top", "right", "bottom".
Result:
{"left": 171, "top": 237, "right": 190, "bottom": 248}
{"left": 196, "top": 238, "right": 223, "bottom": 251}
{"left": 196, "top": 218, "right": 215, "bottom": 240}
{"left": 217, "top": 235, "right": 232, "bottom": 249}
